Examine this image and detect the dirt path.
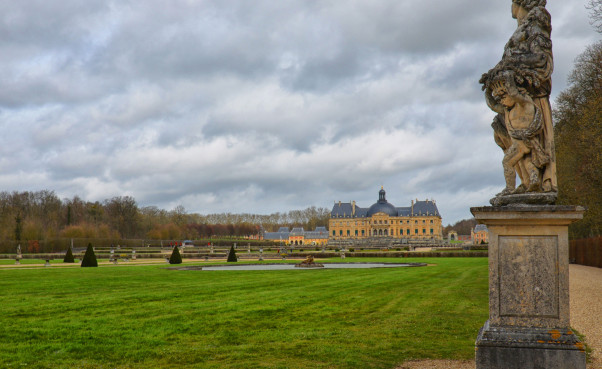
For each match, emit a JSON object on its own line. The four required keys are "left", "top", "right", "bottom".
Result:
{"left": 396, "top": 264, "right": 602, "bottom": 369}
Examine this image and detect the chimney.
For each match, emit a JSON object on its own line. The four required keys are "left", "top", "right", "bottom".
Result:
{"left": 352, "top": 201, "right": 356, "bottom": 215}
{"left": 411, "top": 200, "right": 414, "bottom": 215}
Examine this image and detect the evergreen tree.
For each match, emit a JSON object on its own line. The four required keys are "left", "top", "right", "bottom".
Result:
{"left": 227, "top": 245, "right": 237, "bottom": 262}
{"left": 81, "top": 243, "right": 98, "bottom": 267}
{"left": 14, "top": 214, "right": 22, "bottom": 241}
{"left": 169, "top": 245, "right": 182, "bottom": 264}
{"left": 63, "top": 245, "right": 75, "bottom": 263}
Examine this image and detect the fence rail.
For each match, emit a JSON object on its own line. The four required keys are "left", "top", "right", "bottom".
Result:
{"left": 569, "top": 236, "right": 602, "bottom": 268}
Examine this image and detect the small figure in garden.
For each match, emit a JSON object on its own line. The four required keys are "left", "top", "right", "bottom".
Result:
{"left": 295, "top": 254, "right": 324, "bottom": 268}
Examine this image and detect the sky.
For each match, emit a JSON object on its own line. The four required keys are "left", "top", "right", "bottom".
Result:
{"left": 0, "top": 0, "right": 599, "bottom": 225}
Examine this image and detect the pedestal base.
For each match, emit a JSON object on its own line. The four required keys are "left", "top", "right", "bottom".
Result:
{"left": 471, "top": 205, "right": 586, "bottom": 369}
{"left": 476, "top": 321, "right": 585, "bottom": 369}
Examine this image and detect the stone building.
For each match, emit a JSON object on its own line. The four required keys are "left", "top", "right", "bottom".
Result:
{"left": 263, "top": 226, "right": 328, "bottom": 246}
{"left": 471, "top": 224, "right": 489, "bottom": 244}
{"left": 329, "top": 187, "right": 443, "bottom": 243}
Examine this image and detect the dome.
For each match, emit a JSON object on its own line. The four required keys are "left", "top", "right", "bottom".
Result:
{"left": 366, "top": 187, "right": 398, "bottom": 217}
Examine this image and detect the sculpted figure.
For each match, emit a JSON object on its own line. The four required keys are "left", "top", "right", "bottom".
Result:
{"left": 480, "top": 0, "right": 557, "bottom": 201}
{"left": 489, "top": 75, "right": 549, "bottom": 194}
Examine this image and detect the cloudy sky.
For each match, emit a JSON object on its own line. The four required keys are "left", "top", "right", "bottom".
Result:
{"left": 0, "top": 1, "right": 598, "bottom": 225}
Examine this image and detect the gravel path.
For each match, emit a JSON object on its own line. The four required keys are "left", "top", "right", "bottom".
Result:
{"left": 570, "top": 264, "right": 602, "bottom": 369}
{"left": 396, "top": 264, "right": 602, "bottom": 369}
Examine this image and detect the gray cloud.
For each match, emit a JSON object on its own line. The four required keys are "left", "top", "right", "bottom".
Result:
{"left": 0, "top": 0, "right": 598, "bottom": 224}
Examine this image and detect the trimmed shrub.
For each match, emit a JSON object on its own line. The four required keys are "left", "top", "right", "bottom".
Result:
{"left": 227, "top": 245, "right": 237, "bottom": 262}
{"left": 63, "top": 245, "right": 75, "bottom": 263}
{"left": 169, "top": 246, "right": 182, "bottom": 264}
{"left": 81, "top": 243, "right": 98, "bottom": 267}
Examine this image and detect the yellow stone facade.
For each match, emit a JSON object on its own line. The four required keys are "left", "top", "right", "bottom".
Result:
{"left": 329, "top": 188, "right": 443, "bottom": 242}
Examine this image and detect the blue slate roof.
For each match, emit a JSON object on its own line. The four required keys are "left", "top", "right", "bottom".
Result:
{"left": 330, "top": 202, "right": 359, "bottom": 218}
{"left": 411, "top": 200, "right": 440, "bottom": 217}
{"left": 330, "top": 189, "right": 441, "bottom": 218}
{"left": 474, "top": 224, "right": 488, "bottom": 232}
{"left": 263, "top": 231, "right": 289, "bottom": 240}
{"left": 264, "top": 227, "right": 329, "bottom": 240}
{"left": 304, "top": 229, "right": 328, "bottom": 239}
{"left": 290, "top": 227, "right": 305, "bottom": 235}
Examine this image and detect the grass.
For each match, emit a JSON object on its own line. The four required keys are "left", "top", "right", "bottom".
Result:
{"left": 0, "top": 257, "right": 488, "bottom": 368}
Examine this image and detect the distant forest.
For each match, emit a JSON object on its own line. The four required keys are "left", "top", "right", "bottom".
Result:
{"left": 0, "top": 190, "right": 330, "bottom": 242}
{"left": 442, "top": 218, "right": 478, "bottom": 236}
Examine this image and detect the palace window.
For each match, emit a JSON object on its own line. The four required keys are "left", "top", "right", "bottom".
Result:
{"left": 406, "top": 229, "right": 410, "bottom": 235}
{"left": 347, "top": 230, "right": 350, "bottom": 236}
{"left": 430, "top": 220, "right": 433, "bottom": 224}
{"left": 430, "top": 229, "right": 434, "bottom": 234}
{"left": 355, "top": 230, "right": 358, "bottom": 236}
{"left": 384, "top": 220, "right": 388, "bottom": 224}
{"left": 339, "top": 230, "right": 343, "bottom": 236}
{"left": 333, "top": 230, "right": 335, "bottom": 236}
{"left": 362, "top": 230, "right": 365, "bottom": 236}
{"left": 423, "top": 220, "right": 426, "bottom": 224}
{"left": 415, "top": 229, "right": 418, "bottom": 234}
{"left": 422, "top": 229, "right": 426, "bottom": 234}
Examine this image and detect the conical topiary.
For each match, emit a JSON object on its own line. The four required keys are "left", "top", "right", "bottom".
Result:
{"left": 169, "top": 245, "right": 182, "bottom": 264}
{"left": 227, "top": 245, "right": 237, "bottom": 262}
{"left": 63, "top": 245, "right": 75, "bottom": 263}
{"left": 81, "top": 243, "right": 98, "bottom": 267}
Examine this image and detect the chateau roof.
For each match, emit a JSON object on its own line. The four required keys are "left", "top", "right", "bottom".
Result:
{"left": 474, "top": 224, "right": 488, "bottom": 232}
{"left": 263, "top": 226, "right": 328, "bottom": 240}
{"left": 263, "top": 231, "right": 290, "bottom": 240}
{"left": 330, "top": 188, "right": 441, "bottom": 218}
{"left": 290, "top": 227, "right": 305, "bottom": 235}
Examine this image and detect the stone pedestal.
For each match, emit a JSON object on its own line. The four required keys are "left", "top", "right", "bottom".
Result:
{"left": 471, "top": 205, "right": 586, "bottom": 369}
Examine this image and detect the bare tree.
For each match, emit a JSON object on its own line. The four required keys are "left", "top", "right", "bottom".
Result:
{"left": 587, "top": 0, "right": 602, "bottom": 33}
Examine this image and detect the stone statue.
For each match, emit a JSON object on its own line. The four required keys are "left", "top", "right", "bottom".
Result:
{"left": 295, "top": 254, "right": 324, "bottom": 268}
{"left": 480, "top": 0, "right": 557, "bottom": 205}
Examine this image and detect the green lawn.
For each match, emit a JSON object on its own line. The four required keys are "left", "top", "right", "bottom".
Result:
{"left": 0, "top": 257, "right": 488, "bottom": 368}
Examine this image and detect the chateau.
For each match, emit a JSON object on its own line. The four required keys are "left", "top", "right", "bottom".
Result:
{"left": 329, "top": 187, "right": 443, "bottom": 242}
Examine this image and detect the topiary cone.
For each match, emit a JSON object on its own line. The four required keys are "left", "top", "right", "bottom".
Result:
{"left": 227, "top": 245, "right": 237, "bottom": 262}
{"left": 81, "top": 243, "right": 98, "bottom": 267}
{"left": 169, "top": 245, "right": 182, "bottom": 264}
{"left": 63, "top": 245, "right": 75, "bottom": 263}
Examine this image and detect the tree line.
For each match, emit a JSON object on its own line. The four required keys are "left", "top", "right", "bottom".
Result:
{"left": 554, "top": 36, "right": 601, "bottom": 239}
{"left": 0, "top": 190, "right": 331, "bottom": 243}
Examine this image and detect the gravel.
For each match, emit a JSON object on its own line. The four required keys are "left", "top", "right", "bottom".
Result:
{"left": 570, "top": 264, "right": 602, "bottom": 369}
{"left": 396, "top": 264, "right": 602, "bottom": 369}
